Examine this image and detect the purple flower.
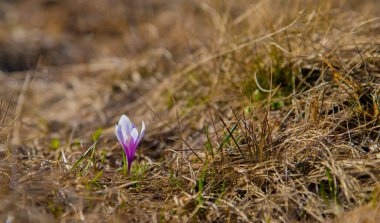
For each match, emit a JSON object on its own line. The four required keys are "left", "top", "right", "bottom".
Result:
{"left": 115, "top": 115, "right": 145, "bottom": 173}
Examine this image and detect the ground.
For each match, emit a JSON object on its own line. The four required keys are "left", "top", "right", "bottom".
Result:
{"left": 0, "top": 0, "right": 379, "bottom": 222}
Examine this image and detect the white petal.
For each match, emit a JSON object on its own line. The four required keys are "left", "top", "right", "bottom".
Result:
{"left": 121, "top": 126, "right": 129, "bottom": 144}
{"left": 137, "top": 120, "right": 145, "bottom": 144}
{"left": 118, "top": 115, "right": 132, "bottom": 134}
{"left": 115, "top": 124, "right": 122, "bottom": 143}
{"left": 130, "top": 128, "right": 139, "bottom": 143}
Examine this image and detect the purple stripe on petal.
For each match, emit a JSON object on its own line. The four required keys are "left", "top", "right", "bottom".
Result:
{"left": 126, "top": 138, "right": 135, "bottom": 172}
{"left": 128, "top": 140, "right": 136, "bottom": 155}
{"left": 124, "top": 137, "right": 132, "bottom": 160}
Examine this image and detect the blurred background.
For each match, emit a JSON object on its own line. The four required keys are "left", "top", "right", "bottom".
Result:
{"left": 0, "top": 0, "right": 216, "bottom": 72}
{"left": 1, "top": 0, "right": 378, "bottom": 73}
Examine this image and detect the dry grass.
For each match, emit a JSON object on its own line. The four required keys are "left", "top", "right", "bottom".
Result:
{"left": 0, "top": 0, "right": 379, "bottom": 222}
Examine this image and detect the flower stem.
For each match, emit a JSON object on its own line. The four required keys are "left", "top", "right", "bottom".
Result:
{"left": 122, "top": 148, "right": 128, "bottom": 176}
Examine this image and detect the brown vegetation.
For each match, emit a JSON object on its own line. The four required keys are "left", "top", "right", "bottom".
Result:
{"left": 0, "top": 0, "right": 379, "bottom": 222}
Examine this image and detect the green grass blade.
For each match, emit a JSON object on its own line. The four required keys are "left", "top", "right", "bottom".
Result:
{"left": 218, "top": 123, "right": 238, "bottom": 152}
{"left": 70, "top": 137, "right": 101, "bottom": 171}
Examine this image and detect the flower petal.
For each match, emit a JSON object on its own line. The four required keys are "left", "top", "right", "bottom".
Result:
{"left": 136, "top": 120, "right": 145, "bottom": 144}
{"left": 127, "top": 138, "right": 137, "bottom": 162}
{"left": 130, "top": 128, "right": 139, "bottom": 143}
{"left": 115, "top": 124, "right": 123, "bottom": 145}
{"left": 121, "top": 128, "right": 129, "bottom": 145}
{"left": 118, "top": 114, "right": 132, "bottom": 135}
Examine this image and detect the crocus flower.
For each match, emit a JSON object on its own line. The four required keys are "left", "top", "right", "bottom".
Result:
{"left": 115, "top": 115, "right": 145, "bottom": 173}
